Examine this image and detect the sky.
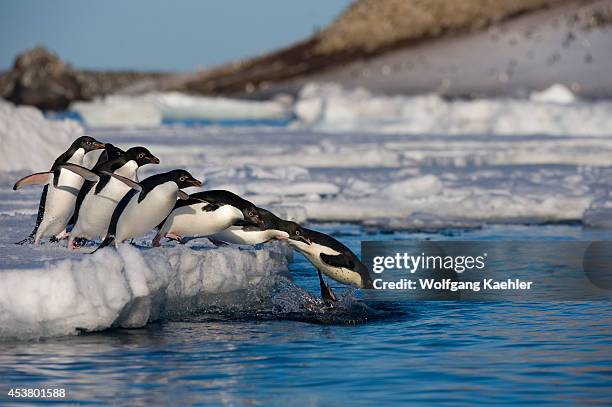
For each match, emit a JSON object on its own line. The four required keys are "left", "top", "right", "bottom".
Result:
{"left": 0, "top": 0, "right": 352, "bottom": 72}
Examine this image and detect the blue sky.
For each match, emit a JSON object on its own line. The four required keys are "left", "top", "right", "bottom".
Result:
{"left": 0, "top": 0, "right": 352, "bottom": 71}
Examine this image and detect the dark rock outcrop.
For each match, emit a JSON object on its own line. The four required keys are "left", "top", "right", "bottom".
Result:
{"left": 0, "top": 47, "right": 167, "bottom": 110}
{"left": 1, "top": 46, "right": 84, "bottom": 110}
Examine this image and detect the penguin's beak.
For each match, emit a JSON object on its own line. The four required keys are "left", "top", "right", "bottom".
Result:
{"left": 147, "top": 155, "right": 160, "bottom": 164}
{"left": 92, "top": 142, "right": 106, "bottom": 150}
{"left": 254, "top": 215, "right": 265, "bottom": 228}
{"left": 292, "top": 235, "right": 310, "bottom": 245}
{"left": 187, "top": 177, "right": 202, "bottom": 187}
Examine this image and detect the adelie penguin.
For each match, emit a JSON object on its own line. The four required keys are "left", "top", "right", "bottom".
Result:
{"left": 210, "top": 207, "right": 307, "bottom": 246}
{"left": 153, "top": 190, "right": 264, "bottom": 247}
{"left": 94, "top": 169, "right": 202, "bottom": 251}
{"left": 288, "top": 228, "right": 374, "bottom": 300}
{"left": 92, "top": 143, "right": 125, "bottom": 169}
{"left": 68, "top": 146, "right": 160, "bottom": 249}
{"left": 13, "top": 136, "right": 106, "bottom": 244}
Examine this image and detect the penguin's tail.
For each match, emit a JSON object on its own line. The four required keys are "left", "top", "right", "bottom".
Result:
{"left": 91, "top": 235, "right": 115, "bottom": 254}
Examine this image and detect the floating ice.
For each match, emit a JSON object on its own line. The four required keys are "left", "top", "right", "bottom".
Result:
{"left": 294, "top": 83, "right": 612, "bottom": 136}
{"left": 72, "top": 92, "right": 292, "bottom": 127}
{"left": 530, "top": 84, "right": 577, "bottom": 105}
{"left": 0, "top": 243, "right": 289, "bottom": 340}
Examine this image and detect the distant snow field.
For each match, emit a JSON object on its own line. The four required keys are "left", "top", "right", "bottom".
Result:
{"left": 1, "top": 82, "right": 611, "bottom": 338}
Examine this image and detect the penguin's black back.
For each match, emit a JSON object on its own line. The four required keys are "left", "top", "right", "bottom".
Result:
{"left": 173, "top": 190, "right": 254, "bottom": 211}
{"left": 303, "top": 228, "right": 357, "bottom": 259}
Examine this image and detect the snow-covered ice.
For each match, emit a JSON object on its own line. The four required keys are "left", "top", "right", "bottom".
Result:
{"left": 72, "top": 92, "right": 292, "bottom": 127}
{"left": 0, "top": 219, "right": 290, "bottom": 340}
{"left": 294, "top": 83, "right": 612, "bottom": 136}
{"left": 0, "top": 100, "right": 85, "bottom": 172}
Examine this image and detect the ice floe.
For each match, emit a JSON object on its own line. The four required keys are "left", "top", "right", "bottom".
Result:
{"left": 72, "top": 92, "right": 292, "bottom": 127}
{"left": 0, "top": 242, "right": 289, "bottom": 340}
{"left": 294, "top": 83, "right": 612, "bottom": 136}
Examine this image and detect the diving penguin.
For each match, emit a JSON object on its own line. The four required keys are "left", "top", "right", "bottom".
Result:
{"left": 287, "top": 228, "right": 374, "bottom": 291}
{"left": 210, "top": 207, "right": 307, "bottom": 246}
{"left": 152, "top": 190, "right": 264, "bottom": 247}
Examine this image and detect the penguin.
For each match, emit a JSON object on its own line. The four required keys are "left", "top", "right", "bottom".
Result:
{"left": 68, "top": 146, "right": 160, "bottom": 249}
{"left": 94, "top": 169, "right": 202, "bottom": 251}
{"left": 287, "top": 228, "right": 374, "bottom": 290}
{"left": 152, "top": 190, "right": 265, "bottom": 247}
{"left": 210, "top": 207, "right": 308, "bottom": 246}
{"left": 67, "top": 143, "right": 126, "bottom": 229}
{"left": 13, "top": 136, "right": 106, "bottom": 244}
{"left": 91, "top": 143, "right": 125, "bottom": 169}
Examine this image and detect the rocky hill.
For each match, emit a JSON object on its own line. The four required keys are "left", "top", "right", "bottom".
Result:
{"left": 2, "top": 0, "right": 611, "bottom": 109}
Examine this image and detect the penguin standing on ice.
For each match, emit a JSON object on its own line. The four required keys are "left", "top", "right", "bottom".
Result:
{"left": 152, "top": 190, "right": 264, "bottom": 247}
{"left": 67, "top": 143, "right": 126, "bottom": 228}
{"left": 210, "top": 207, "right": 308, "bottom": 247}
{"left": 288, "top": 228, "right": 374, "bottom": 300}
{"left": 68, "top": 146, "right": 159, "bottom": 248}
{"left": 94, "top": 169, "right": 202, "bottom": 251}
{"left": 13, "top": 136, "right": 106, "bottom": 244}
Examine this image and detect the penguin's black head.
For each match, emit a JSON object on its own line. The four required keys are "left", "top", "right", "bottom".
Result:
{"left": 170, "top": 169, "right": 202, "bottom": 188}
{"left": 75, "top": 136, "right": 106, "bottom": 152}
{"left": 125, "top": 146, "right": 160, "bottom": 166}
{"left": 242, "top": 205, "right": 265, "bottom": 228}
{"left": 104, "top": 144, "right": 125, "bottom": 161}
{"left": 283, "top": 221, "right": 310, "bottom": 245}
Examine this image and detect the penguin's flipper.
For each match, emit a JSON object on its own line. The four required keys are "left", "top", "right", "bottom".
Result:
{"left": 318, "top": 269, "right": 337, "bottom": 302}
{"left": 201, "top": 202, "right": 220, "bottom": 212}
{"left": 58, "top": 164, "right": 100, "bottom": 182}
{"left": 178, "top": 190, "right": 190, "bottom": 200}
{"left": 13, "top": 172, "right": 52, "bottom": 190}
{"left": 91, "top": 235, "right": 115, "bottom": 254}
{"left": 101, "top": 171, "right": 142, "bottom": 192}
{"left": 320, "top": 253, "right": 355, "bottom": 270}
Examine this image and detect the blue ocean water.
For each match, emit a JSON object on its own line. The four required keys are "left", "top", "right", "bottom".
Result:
{"left": 1, "top": 224, "right": 611, "bottom": 405}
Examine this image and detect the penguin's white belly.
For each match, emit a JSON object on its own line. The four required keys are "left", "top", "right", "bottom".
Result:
{"left": 212, "top": 227, "right": 282, "bottom": 245}
{"left": 292, "top": 242, "right": 362, "bottom": 287}
{"left": 162, "top": 204, "right": 242, "bottom": 237}
{"left": 73, "top": 178, "right": 132, "bottom": 239}
{"left": 37, "top": 168, "right": 85, "bottom": 238}
{"left": 116, "top": 183, "right": 178, "bottom": 242}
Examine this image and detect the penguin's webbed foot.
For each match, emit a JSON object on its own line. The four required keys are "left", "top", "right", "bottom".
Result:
{"left": 208, "top": 238, "right": 229, "bottom": 247}
{"left": 15, "top": 236, "right": 34, "bottom": 245}
{"left": 165, "top": 232, "right": 182, "bottom": 242}
{"left": 318, "top": 270, "right": 338, "bottom": 303}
